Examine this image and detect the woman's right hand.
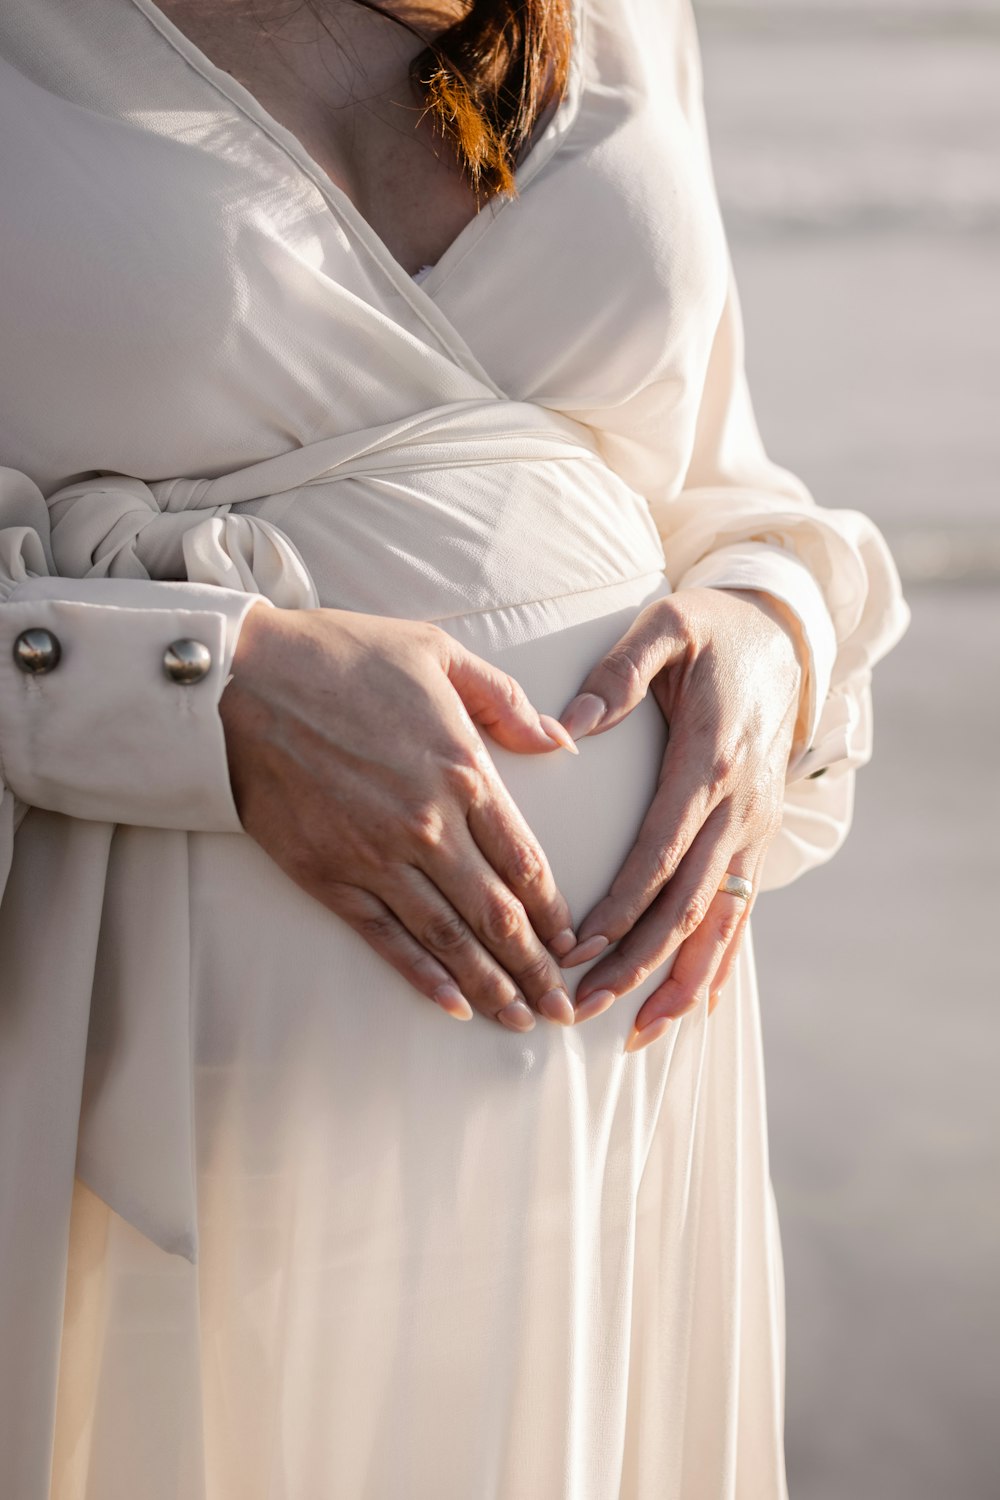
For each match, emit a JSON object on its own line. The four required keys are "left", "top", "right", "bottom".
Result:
{"left": 219, "top": 603, "right": 579, "bottom": 1031}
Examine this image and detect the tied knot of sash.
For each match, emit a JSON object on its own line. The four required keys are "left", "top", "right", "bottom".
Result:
{"left": 46, "top": 473, "right": 319, "bottom": 609}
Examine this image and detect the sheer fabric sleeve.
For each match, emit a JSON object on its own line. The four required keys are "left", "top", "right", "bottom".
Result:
{"left": 646, "top": 0, "right": 910, "bottom": 890}
{"left": 0, "top": 465, "right": 266, "bottom": 893}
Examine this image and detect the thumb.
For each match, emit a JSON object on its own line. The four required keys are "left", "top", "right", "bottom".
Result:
{"left": 559, "top": 599, "right": 686, "bottom": 739}
{"left": 446, "top": 648, "right": 578, "bottom": 756}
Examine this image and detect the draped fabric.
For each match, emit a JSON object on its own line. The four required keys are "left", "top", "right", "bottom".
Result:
{"left": 0, "top": 0, "right": 908, "bottom": 1495}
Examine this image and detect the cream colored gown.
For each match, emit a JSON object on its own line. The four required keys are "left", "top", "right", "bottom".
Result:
{"left": 0, "top": 1, "right": 908, "bottom": 1496}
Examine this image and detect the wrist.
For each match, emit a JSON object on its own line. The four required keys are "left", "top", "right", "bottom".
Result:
{"left": 227, "top": 598, "right": 278, "bottom": 680}
{"left": 717, "top": 586, "right": 811, "bottom": 752}
{"left": 219, "top": 601, "right": 286, "bottom": 762}
{"left": 724, "top": 586, "right": 806, "bottom": 669}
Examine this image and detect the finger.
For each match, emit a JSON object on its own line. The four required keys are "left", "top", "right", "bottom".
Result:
{"left": 560, "top": 726, "right": 721, "bottom": 962}
{"left": 707, "top": 851, "right": 764, "bottom": 1014}
{"left": 446, "top": 644, "right": 578, "bottom": 756}
{"left": 427, "top": 824, "right": 576, "bottom": 1026}
{"left": 465, "top": 772, "right": 579, "bottom": 963}
{"left": 382, "top": 865, "right": 564, "bottom": 1032}
{"left": 558, "top": 596, "right": 685, "bottom": 740}
{"left": 571, "top": 815, "right": 740, "bottom": 1022}
{"left": 325, "top": 884, "right": 474, "bottom": 1021}
{"left": 625, "top": 852, "right": 757, "bottom": 1048}
{"left": 705, "top": 895, "right": 750, "bottom": 1017}
{"left": 382, "top": 867, "right": 534, "bottom": 1029}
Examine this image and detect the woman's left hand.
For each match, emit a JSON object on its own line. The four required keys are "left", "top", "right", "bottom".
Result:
{"left": 557, "top": 586, "right": 806, "bottom": 1050}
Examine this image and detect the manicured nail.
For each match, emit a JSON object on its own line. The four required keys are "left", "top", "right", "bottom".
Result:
{"left": 432, "top": 984, "right": 473, "bottom": 1021}
{"left": 548, "top": 927, "right": 578, "bottom": 959}
{"left": 624, "top": 1016, "right": 671, "bottom": 1054}
{"left": 560, "top": 934, "right": 609, "bottom": 967}
{"left": 573, "top": 988, "right": 617, "bottom": 1023}
{"left": 537, "top": 989, "right": 575, "bottom": 1026}
{"left": 560, "top": 693, "right": 607, "bottom": 740}
{"left": 497, "top": 1000, "right": 536, "bottom": 1032}
{"left": 539, "top": 714, "right": 580, "bottom": 755}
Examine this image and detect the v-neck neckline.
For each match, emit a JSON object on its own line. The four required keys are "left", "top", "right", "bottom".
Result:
{"left": 126, "top": 0, "right": 586, "bottom": 308}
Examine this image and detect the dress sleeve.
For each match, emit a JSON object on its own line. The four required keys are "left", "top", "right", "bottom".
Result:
{"left": 0, "top": 465, "right": 265, "bottom": 880}
{"left": 644, "top": 0, "right": 911, "bottom": 890}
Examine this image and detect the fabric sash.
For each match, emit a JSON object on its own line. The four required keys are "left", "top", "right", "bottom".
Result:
{"left": 45, "top": 399, "right": 626, "bottom": 608}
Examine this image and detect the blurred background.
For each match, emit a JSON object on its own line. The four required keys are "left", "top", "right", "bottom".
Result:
{"left": 693, "top": 2, "right": 999, "bottom": 1497}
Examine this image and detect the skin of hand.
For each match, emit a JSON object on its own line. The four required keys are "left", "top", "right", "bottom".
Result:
{"left": 556, "top": 586, "right": 807, "bottom": 1051}
{"left": 219, "top": 602, "right": 581, "bottom": 1032}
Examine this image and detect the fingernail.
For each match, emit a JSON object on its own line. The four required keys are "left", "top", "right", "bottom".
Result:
{"left": 432, "top": 984, "right": 473, "bottom": 1021}
{"left": 537, "top": 989, "right": 575, "bottom": 1026}
{"left": 548, "top": 927, "right": 578, "bottom": 959}
{"left": 560, "top": 934, "right": 609, "bottom": 967}
{"left": 560, "top": 693, "right": 607, "bottom": 740}
{"left": 573, "top": 988, "right": 616, "bottom": 1023}
{"left": 624, "top": 1016, "right": 671, "bottom": 1054}
{"left": 497, "top": 1000, "right": 536, "bottom": 1032}
{"left": 539, "top": 714, "right": 580, "bottom": 755}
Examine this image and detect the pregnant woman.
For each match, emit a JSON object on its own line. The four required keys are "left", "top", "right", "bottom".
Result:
{"left": 0, "top": 0, "right": 908, "bottom": 1495}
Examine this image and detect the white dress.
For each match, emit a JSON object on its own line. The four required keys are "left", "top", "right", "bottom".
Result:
{"left": 0, "top": 1, "right": 909, "bottom": 1496}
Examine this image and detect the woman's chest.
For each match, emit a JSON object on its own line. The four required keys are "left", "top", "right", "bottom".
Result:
{"left": 150, "top": 0, "right": 485, "bottom": 274}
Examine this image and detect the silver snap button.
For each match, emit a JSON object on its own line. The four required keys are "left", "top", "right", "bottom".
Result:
{"left": 13, "top": 628, "right": 62, "bottom": 675}
{"left": 163, "top": 638, "right": 212, "bottom": 684}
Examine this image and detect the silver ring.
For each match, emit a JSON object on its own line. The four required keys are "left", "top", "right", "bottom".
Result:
{"left": 718, "top": 873, "right": 753, "bottom": 903}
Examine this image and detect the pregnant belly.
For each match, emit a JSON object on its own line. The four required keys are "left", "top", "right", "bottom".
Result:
{"left": 184, "top": 409, "right": 679, "bottom": 1052}
{"left": 184, "top": 570, "right": 681, "bottom": 1203}
{"left": 180, "top": 420, "right": 683, "bottom": 1153}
